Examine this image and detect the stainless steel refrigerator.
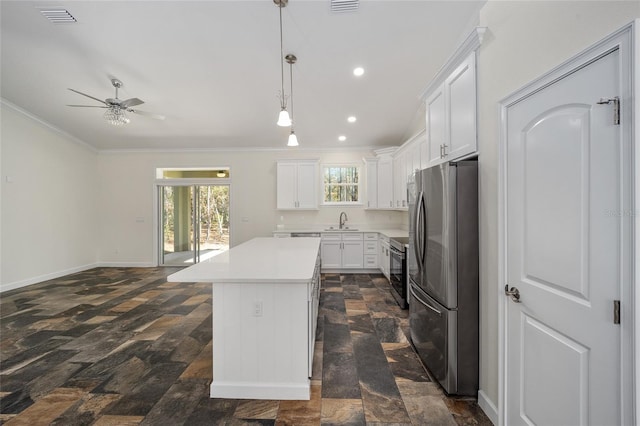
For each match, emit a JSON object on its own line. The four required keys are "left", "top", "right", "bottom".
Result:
{"left": 408, "top": 160, "right": 478, "bottom": 396}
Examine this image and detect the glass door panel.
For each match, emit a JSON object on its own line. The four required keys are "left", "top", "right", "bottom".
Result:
{"left": 159, "top": 184, "right": 230, "bottom": 266}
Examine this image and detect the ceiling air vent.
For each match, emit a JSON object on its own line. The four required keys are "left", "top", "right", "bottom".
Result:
{"left": 331, "top": 0, "right": 359, "bottom": 13}
{"left": 39, "top": 8, "right": 77, "bottom": 23}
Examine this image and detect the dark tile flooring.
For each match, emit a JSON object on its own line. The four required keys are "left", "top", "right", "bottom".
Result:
{"left": 0, "top": 268, "right": 491, "bottom": 425}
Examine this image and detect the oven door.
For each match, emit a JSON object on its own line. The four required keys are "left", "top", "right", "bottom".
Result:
{"left": 389, "top": 245, "right": 407, "bottom": 308}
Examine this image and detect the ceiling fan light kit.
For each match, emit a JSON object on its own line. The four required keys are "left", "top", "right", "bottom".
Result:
{"left": 67, "top": 78, "right": 164, "bottom": 126}
{"left": 104, "top": 107, "right": 130, "bottom": 126}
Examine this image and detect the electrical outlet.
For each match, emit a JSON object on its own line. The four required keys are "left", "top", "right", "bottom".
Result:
{"left": 253, "top": 301, "right": 263, "bottom": 317}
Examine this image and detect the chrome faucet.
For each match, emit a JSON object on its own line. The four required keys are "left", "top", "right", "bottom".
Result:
{"left": 339, "top": 211, "right": 348, "bottom": 229}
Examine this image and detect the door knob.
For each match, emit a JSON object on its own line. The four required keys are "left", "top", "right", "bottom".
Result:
{"left": 504, "top": 285, "right": 521, "bottom": 303}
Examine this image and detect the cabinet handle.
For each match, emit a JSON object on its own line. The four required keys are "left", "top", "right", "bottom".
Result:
{"left": 440, "top": 144, "right": 448, "bottom": 159}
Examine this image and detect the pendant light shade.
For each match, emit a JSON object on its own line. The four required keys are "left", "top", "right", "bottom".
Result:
{"left": 277, "top": 108, "right": 292, "bottom": 127}
{"left": 287, "top": 130, "right": 299, "bottom": 147}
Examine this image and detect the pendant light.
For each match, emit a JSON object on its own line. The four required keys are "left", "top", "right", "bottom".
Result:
{"left": 275, "top": 0, "right": 291, "bottom": 127}
{"left": 286, "top": 54, "right": 299, "bottom": 147}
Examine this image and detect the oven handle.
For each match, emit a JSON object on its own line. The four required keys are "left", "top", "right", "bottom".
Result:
{"left": 389, "top": 245, "right": 405, "bottom": 258}
{"left": 410, "top": 285, "right": 442, "bottom": 316}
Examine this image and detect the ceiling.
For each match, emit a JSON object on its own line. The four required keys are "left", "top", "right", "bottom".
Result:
{"left": 0, "top": 1, "right": 484, "bottom": 151}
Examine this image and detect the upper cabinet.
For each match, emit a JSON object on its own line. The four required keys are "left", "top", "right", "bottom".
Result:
{"left": 277, "top": 160, "right": 319, "bottom": 210}
{"left": 421, "top": 27, "right": 485, "bottom": 168}
{"left": 425, "top": 53, "right": 477, "bottom": 167}
{"left": 377, "top": 155, "right": 394, "bottom": 209}
{"left": 364, "top": 148, "right": 395, "bottom": 210}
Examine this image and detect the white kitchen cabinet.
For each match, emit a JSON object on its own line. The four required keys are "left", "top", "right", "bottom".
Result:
{"left": 424, "top": 52, "right": 477, "bottom": 167}
{"left": 342, "top": 240, "right": 364, "bottom": 268}
{"left": 393, "top": 150, "right": 407, "bottom": 210}
{"left": 363, "top": 233, "right": 378, "bottom": 269}
{"left": 364, "top": 150, "right": 395, "bottom": 210}
{"left": 320, "top": 234, "right": 342, "bottom": 269}
{"left": 320, "top": 232, "right": 363, "bottom": 270}
{"left": 277, "top": 160, "right": 319, "bottom": 210}
{"left": 364, "top": 158, "right": 378, "bottom": 209}
{"left": 425, "top": 86, "right": 447, "bottom": 168}
{"left": 377, "top": 156, "right": 394, "bottom": 209}
{"left": 379, "top": 234, "right": 390, "bottom": 280}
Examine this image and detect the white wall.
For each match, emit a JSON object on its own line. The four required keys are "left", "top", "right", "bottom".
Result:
{"left": 0, "top": 100, "right": 404, "bottom": 287}
{"left": 1, "top": 102, "right": 99, "bottom": 290}
{"left": 96, "top": 149, "right": 404, "bottom": 265}
{"left": 475, "top": 0, "right": 639, "bottom": 415}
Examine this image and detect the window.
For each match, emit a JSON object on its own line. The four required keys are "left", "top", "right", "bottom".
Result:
{"left": 156, "top": 167, "right": 229, "bottom": 179}
{"left": 323, "top": 165, "right": 360, "bottom": 204}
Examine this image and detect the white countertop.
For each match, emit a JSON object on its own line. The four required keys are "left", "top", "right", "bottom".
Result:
{"left": 167, "top": 237, "right": 321, "bottom": 284}
{"left": 273, "top": 227, "right": 408, "bottom": 239}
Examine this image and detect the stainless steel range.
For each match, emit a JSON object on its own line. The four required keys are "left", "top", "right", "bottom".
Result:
{"left": 389, "top": 236, "right": 409, "bottom": 309}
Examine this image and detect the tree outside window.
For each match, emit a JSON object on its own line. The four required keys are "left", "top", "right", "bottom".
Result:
{"left": 323, "top": 165, "right": 360, "bottom": 204}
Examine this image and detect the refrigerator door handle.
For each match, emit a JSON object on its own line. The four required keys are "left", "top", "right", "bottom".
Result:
{"left": 410, "top": 285, "right": 442, "bottom": 317}
{"left": 414, "top": 191, "right": 426, "bottom": 267}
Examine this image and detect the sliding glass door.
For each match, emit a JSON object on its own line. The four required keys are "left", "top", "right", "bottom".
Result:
{"left": 159, "top": 184, "right": 229, "bottom": 266}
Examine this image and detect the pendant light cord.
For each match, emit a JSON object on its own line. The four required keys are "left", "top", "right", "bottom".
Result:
{"left": 289, "top": 61, "right": 294, "bottom": 124}
{"left": 279, "top": 4, "right": 286, "bottom": 109}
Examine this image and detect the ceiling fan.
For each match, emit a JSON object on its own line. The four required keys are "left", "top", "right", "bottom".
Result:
{"left": 67, "top": 78, "right": 165, "bottom": 125}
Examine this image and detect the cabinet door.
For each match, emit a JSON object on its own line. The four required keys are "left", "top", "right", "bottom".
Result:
{"left": 393, "top": 153, "right": 407, "bottom": 209}
{"left": 342, "top": 240, "right": 363, "bottom": 269}
{"left": 365, "top": 159, "right": 378, "bottom": 209}
{"left": 321, "top": 240, "right": 342, "bottom": 269}
{"left": 425, "top": 87, "right": 446, "bottom": 168}
{"left": 277, "top": 162, "right": 298, "bottom": 209}
{"left": 296, "top": 162, "right": 318, "bottom": 209}
{"left": 419, "top": 134, "right": 429, "bottom": 170}
{"left": 445, "top": 53, "right": 476, "bottom": 160}
{"left": 377, "top": 158, "right": 394, "bottom": 209}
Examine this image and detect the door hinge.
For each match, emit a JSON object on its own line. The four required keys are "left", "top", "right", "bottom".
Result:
{"left": 613, "top": 300, "right": 620, "bottom": 325}
{"left": 597, "top": 96, "right": 620, "bottom": 125}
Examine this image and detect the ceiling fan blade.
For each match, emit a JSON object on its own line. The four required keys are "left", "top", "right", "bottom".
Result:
{"left": 68, "top": 88, "right": 107, "bottom": 105}
{"left": 130, "top": 109, "right": 166, "bottom": 120}
{"left": 66, "top": 104, "right": 109, "bottom": 108}
{"left": 120, "top": 98, "right": 144, "bottom": 108}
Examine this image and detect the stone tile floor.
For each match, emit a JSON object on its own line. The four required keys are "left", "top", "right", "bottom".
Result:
{"left": 0, "top": 267, "right": 492, "bottom": 425}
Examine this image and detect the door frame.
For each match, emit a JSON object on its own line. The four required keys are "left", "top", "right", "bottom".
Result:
{"left": 497, "top": 21, "right": 638, "bottom": 425}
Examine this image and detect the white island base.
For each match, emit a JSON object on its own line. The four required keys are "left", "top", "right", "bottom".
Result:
{"left": 168, "top": 237, "right": 321, "bottom": 400}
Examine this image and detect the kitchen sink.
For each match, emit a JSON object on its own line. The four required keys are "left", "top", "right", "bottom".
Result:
{"left": 324, "top": 227, "right": 359, "bottom": 231}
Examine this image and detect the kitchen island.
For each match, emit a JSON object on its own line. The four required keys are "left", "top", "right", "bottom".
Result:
{"left": 168, "top": 237, "right": 321, "bottom": 400}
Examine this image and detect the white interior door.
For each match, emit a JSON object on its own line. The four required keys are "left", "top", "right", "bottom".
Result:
{"left": 504, "top": 48, "right": 629, "bottom": 425}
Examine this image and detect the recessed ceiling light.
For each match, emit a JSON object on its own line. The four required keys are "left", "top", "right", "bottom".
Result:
{"left": 353, "top": 67, "right": 365, "bottom": 77}
{"left": 338, "top": 135, "right": 347, "bottom": 142}
{"left": 347, "top": 116, "right": 357, "bottom": 123}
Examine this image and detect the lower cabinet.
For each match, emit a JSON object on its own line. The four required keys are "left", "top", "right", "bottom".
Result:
{"left": 308, "top": 255, "right": 321, "bottom": 377}
{"left": 321, "top": 232, "right": 364, "bottom": 270}
{"left": 364, "top": 232, "right": 378, "bottom": 268}
{"left": 379, "top": 234, "right": 390, "bottom": 280}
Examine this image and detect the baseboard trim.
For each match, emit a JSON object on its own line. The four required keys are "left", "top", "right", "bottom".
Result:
{"left": 96, "top": 262, "right": 156, "bottom": 268}
{"left": 1, "top": 262, "right": 157, "bottom": 293}
{"left": 210, "top": 381, "right": 310, "bottom": 400}
{"left": 477, "top": 389, "right": 498, "bottom": 425}
{"left": 321, "top": 268, "right": 382, "bottom": 274}
{"left": 1, "top": 263, "right": 99, "bottom": 293}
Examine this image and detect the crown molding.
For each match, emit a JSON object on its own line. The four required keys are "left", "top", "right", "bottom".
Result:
{"left": 1, "top": 98, "right": 98, "bottom": 153}
{"left": 420, "top": 26, "right": 487, "bottom": 100}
